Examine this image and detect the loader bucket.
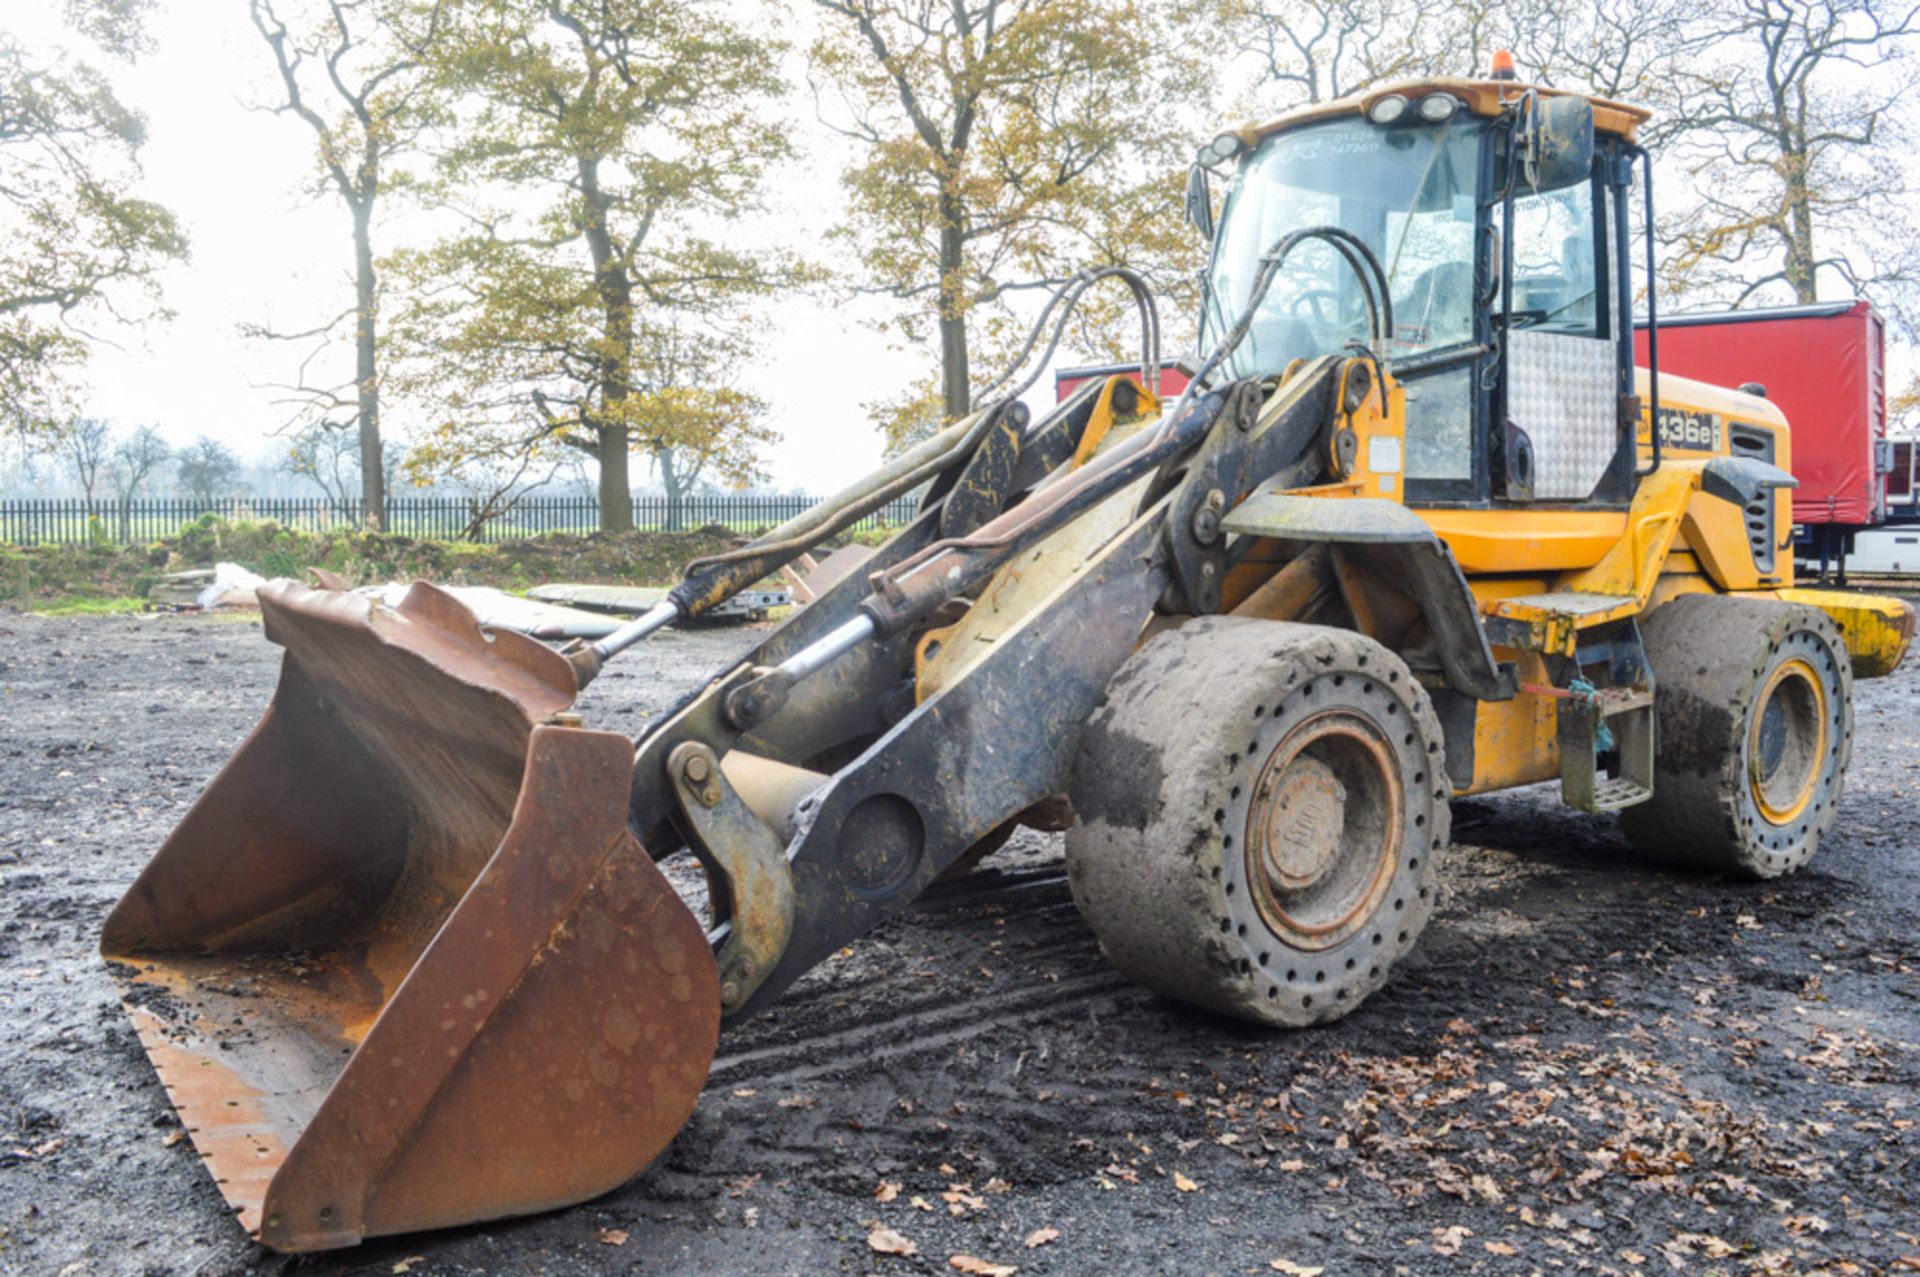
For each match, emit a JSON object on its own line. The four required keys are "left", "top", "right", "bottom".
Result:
{"left": 101, "top": 580, "right": 720, "bottom": 1252}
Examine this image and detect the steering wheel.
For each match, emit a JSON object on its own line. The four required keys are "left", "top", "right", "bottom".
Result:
{"left": 1290, "top": 289, "right": 1343, "bottom": 324}
{"left": 1397, "top": 260, "right": 1475, "bottom": 344}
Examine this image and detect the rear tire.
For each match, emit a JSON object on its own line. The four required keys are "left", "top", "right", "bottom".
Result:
{"left": 1066, "top": 618, "right": 1449, "bottom": 1027}
{"left": 1620, "top": 596, "right": 1851, "bottom": 878}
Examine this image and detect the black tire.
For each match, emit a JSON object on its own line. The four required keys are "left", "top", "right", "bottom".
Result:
{"left": 1620, "top": 595, "right": 1852, "bottom": 878}
{"left": 1065, "top": 617, "right": 1449, "bottom": 1027}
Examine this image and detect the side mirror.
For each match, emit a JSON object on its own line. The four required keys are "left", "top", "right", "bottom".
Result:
{"left": 1184, "top": 163, "right": 1216, "bottom": 242}
{"left": 1527, "top": 94, "right": 1594, "bottom": 191}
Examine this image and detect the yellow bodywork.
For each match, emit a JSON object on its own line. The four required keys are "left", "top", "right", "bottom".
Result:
{"left": 1219, "top": 359, "right": 1914, "bottom": 797}
{"left": 913, "top": 363, "right": 1911, "bottom": 800}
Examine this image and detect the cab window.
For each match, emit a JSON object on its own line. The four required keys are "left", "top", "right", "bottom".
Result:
{"left": 1508, "top": 178, "right": 1600, "bottom": 336}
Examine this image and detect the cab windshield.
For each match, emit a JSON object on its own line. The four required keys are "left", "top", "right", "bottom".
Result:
{"left": 1203, "top": 116, "right": 1484, "bottom": 378}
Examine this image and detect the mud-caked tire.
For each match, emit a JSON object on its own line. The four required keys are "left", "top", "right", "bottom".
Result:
{"left": 1620, "top": 596, "right": 1852, "bottom": 878}
{"left": 1065, "top": 617, "right": 1450, "bottom": 1027}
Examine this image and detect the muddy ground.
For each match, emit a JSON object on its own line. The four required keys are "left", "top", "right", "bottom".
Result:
{"left": 2, "top": 608, "right": 1916, "bottom": 1277}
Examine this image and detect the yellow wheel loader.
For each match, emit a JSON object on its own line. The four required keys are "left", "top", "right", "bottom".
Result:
{"left": 104, "top": 67, "right": 1914, "bottom": 1252}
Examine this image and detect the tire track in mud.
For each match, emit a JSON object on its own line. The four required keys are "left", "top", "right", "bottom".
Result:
{"left": 709, "top": 862, "right": 1134, "bottom": 1091}
{"left": 710, "top": 969, "right": 1142, "bottom": 1089}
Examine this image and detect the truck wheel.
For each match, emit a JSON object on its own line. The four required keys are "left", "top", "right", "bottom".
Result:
{"left": 1621, "top": 596, "right": 1852, "bottom": 878}
{"left": 1066, "top": 617, "right": 1449, "bottom": 1027}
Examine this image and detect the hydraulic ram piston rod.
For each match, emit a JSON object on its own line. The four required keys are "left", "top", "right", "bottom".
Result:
{"left": 591, "top": 600, "right": 682, "bottom": 661}
{"left": 723, "top": 614, "right": 876, "bottom": 728}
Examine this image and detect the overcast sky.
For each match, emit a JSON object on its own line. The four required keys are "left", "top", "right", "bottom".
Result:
{"left": 4, "top": 3, "right": 1005, "bottom": 495}
{"left": 16, "top": 5, "right": 1910, "bottom": 498}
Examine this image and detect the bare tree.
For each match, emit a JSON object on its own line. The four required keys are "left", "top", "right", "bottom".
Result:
{"left": 1232, "top": 0, "right": 1450, "bottom": 104}
{"left": 54, "top": 417, "right": 113, "bottom": 514}
{"left": 279, "top": 423, "right": 360, "bottom": 504}
{"left": 105, "top": 423, "right": 169, "bottom": 538}
{"left": 176, "top": 436, "right": 243, "bottom": 507}
{"left": 1660, "top": 0, "right": 1920, "bottom": 328}
{"left": 248, "top": 0, "right": 443, "bottom": 528}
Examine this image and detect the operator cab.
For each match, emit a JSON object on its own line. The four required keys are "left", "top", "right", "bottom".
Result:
{"left": 1192, "top": 65, "right": 1654, "bottom": 508}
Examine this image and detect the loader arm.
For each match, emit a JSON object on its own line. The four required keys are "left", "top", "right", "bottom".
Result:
{"left": 629, "top": 365, "right": 1413, "bottom": 1018}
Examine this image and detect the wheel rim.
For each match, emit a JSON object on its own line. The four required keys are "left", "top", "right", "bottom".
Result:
{"left": 1748, "top": 657, "right": 1826, "bottom": 825}
{"left": 1244, "top": 710, "right": 1402, "bottom": 952}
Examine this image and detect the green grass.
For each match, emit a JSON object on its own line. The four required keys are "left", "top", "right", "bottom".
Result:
{"left": 28, "top": 594, "right": 147, "bottom": 617}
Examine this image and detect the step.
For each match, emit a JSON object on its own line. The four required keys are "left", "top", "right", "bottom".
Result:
{"left": 1587, "top": 775, "right": 1654, "bottom": 812}
{"left": 1485, "top": 591, "right": 1638, "bottom": 655}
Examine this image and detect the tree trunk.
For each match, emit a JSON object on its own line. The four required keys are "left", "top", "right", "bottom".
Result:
{"left": 658, "top": 446, "right": 683, "bottom": 531}
{"left": 937, "top": 216, "right": 971, "bottom": 420}
{"left": 579, "top": 156, "right": 635, "bottom": 533}
{"left": 352, "top": 201, "right": 387, "bottom": 528}
{"left": 1782, "top": 149, "right": 1818, "bottom": 304}
{"left": 598, "top": 425, "right": 632, "bottom": 531}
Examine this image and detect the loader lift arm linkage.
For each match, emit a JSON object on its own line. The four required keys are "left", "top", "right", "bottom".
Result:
{"left": 102, "top": 64, "right": 1915, "bottom": 1256}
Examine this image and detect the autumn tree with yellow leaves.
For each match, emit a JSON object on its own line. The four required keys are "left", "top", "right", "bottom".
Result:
{"left": 385, "top": 0, "right": 800, "bottom": 531}
{"left": 810, "top": 0, "right": 1209, "bottom": 446}
{"left": 1, "top": 1, "right": 185, "bottom": 438}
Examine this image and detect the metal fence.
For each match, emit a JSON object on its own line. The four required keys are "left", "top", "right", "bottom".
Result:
{"left": 0, "top": 494, "right": 923, "bottom": 547}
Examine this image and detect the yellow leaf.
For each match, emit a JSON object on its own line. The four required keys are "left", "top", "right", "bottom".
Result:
{"left": 868, "top": 1227, "right": 918, "bottom": 1257}
{"left": 1484, "top": 1240, "right": 1518, "bottom": 1256}
{"left": 596, "top": 1228, "right": 628, "bottom": 1246}
{"left": 874, "top": 1181, "right": 902, "bottom": 1203}
{"left": 949, "top": 1256, "right": 1017, "bottom": 1277}
{"left": 1270, "top": 1260, "right": 1326, "bottom": 1275}
{"left": 1173, "top": 1172, "right": 1199, "bottom": 1192}
{"left": 1024, "top": 1227, "right": 1060, "bottom": 1249}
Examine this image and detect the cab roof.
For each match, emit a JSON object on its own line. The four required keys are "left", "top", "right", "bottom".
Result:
{"left": 1234, "top": 77, "right": 1652, "bottom": 149}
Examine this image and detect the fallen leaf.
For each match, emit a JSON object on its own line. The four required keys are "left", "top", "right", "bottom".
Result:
{"left": 1024, "top": 1228, "right": 1060, "bottom": 1249}
{"left": 390, "top": 1259, "right": 427, "bottom": 1275}
{"left": 949, "top": 1256, "right": 1017, "bottom": 1277}
{"left": 1484, "top": 1240, "right": 1518, "bottom": 1256}
{"left": 910, "top": 1195, "right": 934, "bottom": 1212}
{"left": 731, "top": 1087, "right": 756, "bottom": 1098}
{"left": 1433, "top": 1225, "right": 1473, "bottom": 1256}
{"left": 868, "top": 1227, "right": 917, "bottom": 1257}
{"left": 1173, "top": 1172, "right": 1199, "bottom": 1192}
{"left": 874, "top": 1181, "right": 901, "bottom": 1203}
{"left": 1270, "top": 1260, "right": 1326, "bottom": 1275}
{"left": 161, "top": 1131, "right": 184, "bottom": 1148}
{"left": 596, "top": 1228, "right": 629, "bottom": 1246}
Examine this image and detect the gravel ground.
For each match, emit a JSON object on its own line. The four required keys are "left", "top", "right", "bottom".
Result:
{"left": 2, "top": 607, "right": 1917, "bottom": 1277}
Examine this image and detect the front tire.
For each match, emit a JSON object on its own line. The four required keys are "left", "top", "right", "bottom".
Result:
{"left": 1620, "top": 596, "right": 1852, "bottom": 878}
{"left": 1066, "top": 618, "right": 1449, "bottom": 1027}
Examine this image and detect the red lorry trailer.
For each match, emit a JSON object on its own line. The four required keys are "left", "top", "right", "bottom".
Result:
{"left": 1634, "top": 300, "right": 1889, "bottom": 579}
{"left": 1054, "top": 359, "right": 1192, "bottom": 403}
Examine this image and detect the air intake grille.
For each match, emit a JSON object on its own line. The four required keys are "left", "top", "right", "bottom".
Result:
{"left": 1728, "top": 422, "right": 1778, "bottom": 573}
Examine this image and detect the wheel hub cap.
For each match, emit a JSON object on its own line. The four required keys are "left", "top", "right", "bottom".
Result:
{"left": 1245, "top": 711, "right": 1402, "bottom": 952}
{"left": 1259, "top": 757, "right": 1347, "bottom": 889}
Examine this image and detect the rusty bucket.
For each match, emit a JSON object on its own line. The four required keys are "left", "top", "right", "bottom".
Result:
{"left": 101, "top": 580, "right": 719, "bottom": 1251}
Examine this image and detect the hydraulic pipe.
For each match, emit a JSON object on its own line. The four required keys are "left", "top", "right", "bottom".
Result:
{"left": 722, "top": 386, "right": 1236, "bottom": 729}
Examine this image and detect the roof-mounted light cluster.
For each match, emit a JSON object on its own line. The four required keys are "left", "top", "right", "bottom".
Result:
{"left": 1368, "top": 92, "right": 1463, "bottom": 126}
{"left": 1198, "top": 131, "right": 1246, "bottom": 166}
